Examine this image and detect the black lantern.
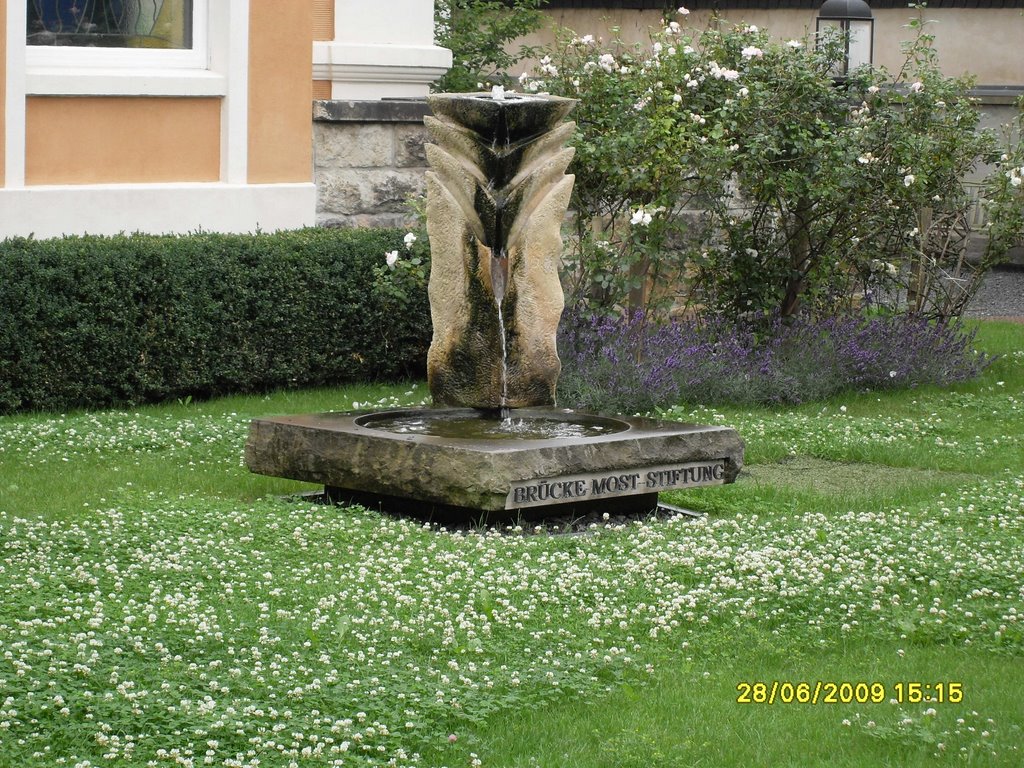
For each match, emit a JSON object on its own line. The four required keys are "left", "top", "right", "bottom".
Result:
{"left": 816, "top": 0, "right": 874, "bottom": 78}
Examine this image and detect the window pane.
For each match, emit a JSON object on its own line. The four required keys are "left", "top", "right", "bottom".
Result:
{"left": 28, "top": 1, "right": 193, "bottom": 48}
{"left": 847, "top": 20, "right": 873, "bottom": 71}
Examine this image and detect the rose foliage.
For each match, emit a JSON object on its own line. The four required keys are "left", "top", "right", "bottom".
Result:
{"left": 521, "top": 7, "right": 1024, "bottom": 321}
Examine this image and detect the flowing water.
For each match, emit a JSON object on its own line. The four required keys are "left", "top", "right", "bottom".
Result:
{"left": 360, "top": 411, "right": 626, "bottom": 441}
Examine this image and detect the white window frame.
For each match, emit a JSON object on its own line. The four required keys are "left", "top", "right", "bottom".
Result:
{"left": 25, "top": 0, "right": 225, "bottom": 96}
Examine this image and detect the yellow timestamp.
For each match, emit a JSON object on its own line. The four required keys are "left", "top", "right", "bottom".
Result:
{"left": 736, "top": 681, "right": 964, "bottom": 705}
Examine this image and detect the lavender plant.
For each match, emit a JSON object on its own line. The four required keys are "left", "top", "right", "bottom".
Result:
{"left": 557, "top": 310, "right": 994, "bottom": 412}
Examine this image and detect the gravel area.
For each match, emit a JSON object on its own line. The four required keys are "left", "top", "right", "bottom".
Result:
{"left": 964, "top": 265, "right": 1024, "bottom": 320}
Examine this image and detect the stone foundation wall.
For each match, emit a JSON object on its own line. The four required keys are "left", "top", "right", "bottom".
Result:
{"left": 313, "top": 100, "right": 431, "bottom": 229}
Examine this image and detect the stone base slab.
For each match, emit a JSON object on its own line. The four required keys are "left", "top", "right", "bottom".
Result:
{"left": 245, "top": 407, "right": 744, "bottom": 519}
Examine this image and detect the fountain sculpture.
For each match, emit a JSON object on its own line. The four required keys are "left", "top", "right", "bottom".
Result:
{"left": 245, "top": 91, "right": 743, "bottom": 521}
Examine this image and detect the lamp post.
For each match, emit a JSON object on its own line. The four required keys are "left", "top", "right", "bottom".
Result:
{"left": 816, "top": 0, "right": 874, "bottom": 79}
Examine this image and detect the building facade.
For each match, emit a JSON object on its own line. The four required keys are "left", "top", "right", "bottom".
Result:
{"left": 1, "top": 0, "right": 448, "bottom": 239}
{"left": 3, "top": 2, "right": 1020, "bottom": 237}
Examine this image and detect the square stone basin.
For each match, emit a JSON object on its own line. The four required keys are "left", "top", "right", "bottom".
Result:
{"left": 245, "top": 407, "right": 744, "bottom": 521}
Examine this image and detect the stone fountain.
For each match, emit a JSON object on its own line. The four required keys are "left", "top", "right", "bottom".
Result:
{"left": 245, "top": 90, "right": 743, "bottom": 522}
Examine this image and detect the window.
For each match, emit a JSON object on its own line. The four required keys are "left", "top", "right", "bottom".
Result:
{"left": 27, "top": 1, "right": 194, "bottom": 49}
{"left": 24, "top": 0, "right": 219, "bottom": 96}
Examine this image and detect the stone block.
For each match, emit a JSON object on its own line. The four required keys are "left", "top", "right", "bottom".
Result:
{"left": 366, "top": 169, "right": 426, "bottom": 213}
{"left": 315, "top": 175, "right": 363, "bottom": 215}
{"left": 315, "top": 168, "right": 427, "bottom": 216}
{"left": 314, "top": 122, "right": 394, "bottom": 168}
{"left": 317, "top": 212, "right": 418, "bottom": 229}
{"left": 394, "top": 124, "right": 429, "bottom": 168}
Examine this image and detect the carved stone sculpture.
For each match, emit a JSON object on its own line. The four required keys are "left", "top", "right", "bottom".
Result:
{"left": 424, "top": 92, "right": 577, "bottom": 409}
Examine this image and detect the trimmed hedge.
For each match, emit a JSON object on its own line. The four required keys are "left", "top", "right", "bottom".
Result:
{"left": 0, "top": 228, "right": 431, "bottom": 414}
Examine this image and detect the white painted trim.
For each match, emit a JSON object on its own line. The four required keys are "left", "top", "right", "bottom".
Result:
{"left": 314, "top": 42, "right": 452, "bottom": 71}
{"left": 313, "top": 41, "right": 451, "bottom": 99}
{"left": 5, "top": 1, "right": 28, "bottom": 188}
{"left": 211, "top": 0, "right": 249, "bottom": 184}
{"left": 26, "top": 68, "right": 227, "bottom": 97}
{"left": 0, "top": 183, "right": 317, "bottom": 238}
{"left": 26, "top": 41, "right": 207, "bottom": 71}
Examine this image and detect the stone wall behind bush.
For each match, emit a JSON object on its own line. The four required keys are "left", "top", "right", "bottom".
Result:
{"left": 314, "top": 100, "right": 430, "bottom": 229}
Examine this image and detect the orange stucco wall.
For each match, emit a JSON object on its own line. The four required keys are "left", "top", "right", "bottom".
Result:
{"left": 248, "top": 0, "right": 313, "bottom": 184}
{"left": 312, "top": 0, "right": 334, "bottom": 99}
{"left": 313, "top": 0, "right": 334, "bottom": 41}
{"left": 25, "top": 97, "right": 220, "bottom": 185}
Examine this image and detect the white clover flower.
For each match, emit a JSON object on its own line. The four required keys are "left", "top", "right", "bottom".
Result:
{"left": 385, "top": 250, "right": 399, "bottom": 269}
{"left": 741, "top": 46, "right": 764, "bottom": 60}
{"left": 904, "top": 174, "right": 916, "bottom": 187}
{"left": 738, "top": 86, "right": 750, "bottom": 98}
{"left": 403, "top": 232, "right": 416, "bottom": 250}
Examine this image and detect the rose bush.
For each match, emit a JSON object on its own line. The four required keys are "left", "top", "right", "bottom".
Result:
{"left": 521, "top": 6, "right": 1024, "bottom": 321}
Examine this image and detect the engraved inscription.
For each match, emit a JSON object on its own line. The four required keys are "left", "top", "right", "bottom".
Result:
{"left": 506, "top": 461, "right": 726, "bottom": 509}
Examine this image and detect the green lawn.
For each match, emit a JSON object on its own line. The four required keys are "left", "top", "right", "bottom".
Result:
{"left": 0, "top": 321, "right": 1020, "bottom": 767}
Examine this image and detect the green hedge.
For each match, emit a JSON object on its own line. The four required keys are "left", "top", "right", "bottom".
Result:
{"left": 0, "top": 228, "right": 431, "bottom": 414}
